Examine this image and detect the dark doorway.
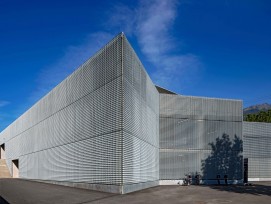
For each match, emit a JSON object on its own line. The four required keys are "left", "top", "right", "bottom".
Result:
{"left": 244, "top": 158, "right": 248, "bottom": 183}
{"left": 12, "top": 159, "right": 19, "bottom": 178}
{"left": 0, "top": 143, "right": 5, "bottom": 159}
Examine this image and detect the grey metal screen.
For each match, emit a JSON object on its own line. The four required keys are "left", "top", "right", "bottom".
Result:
{"left": 243, "top": 122, "right": 271, "bottom": 180}
{"left": 0, "top": 34, "right": 123, "bottom": 192}
{"left": 122, "top": 37, "right": 159, "bottom": 193}
{"left": 159, "top": 94, "right": 243, "bottom": 183}
{"left": 0, "top": 33, "right": 159, "bottom": 193}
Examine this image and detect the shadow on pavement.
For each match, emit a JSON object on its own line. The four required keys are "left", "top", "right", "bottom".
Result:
{"left": 198, "top": 182, "right": 271, "bottom": 196}
{"left": 0, "top": 196, "right": 9, "bottom": 204}
{"left": 0, "top": 178, "right": 120, "bottom": 204}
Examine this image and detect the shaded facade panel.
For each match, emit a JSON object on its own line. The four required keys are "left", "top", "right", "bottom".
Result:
{"left": 155, "top": 85, "right": 177, "bottom": 95}
{"left": 243, "top": 122, "right": 271, "bottom": 181}
{"left": 122, "top": 37, "right": 159, "bottom": 193}
{"left": 159, "top": 94, "right": 243, "bottom": 184}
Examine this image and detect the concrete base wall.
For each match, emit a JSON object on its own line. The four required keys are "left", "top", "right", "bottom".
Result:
{"left": 159, "top": 179, "right": 243, "bottom": 185}
{"left": 30, "top": 179, "right": 159, "bottom": 194}
{"left": 248, "top": 178, "right": 271, "bottom": 181}
{"left": 122, "top": 181, "right": 159, "bottom": 194}
{"left": 159, "top": 180, "right": 183, "bottom": 185}
{"left": 31, "top": 180, "right": 122, "bottom": 194}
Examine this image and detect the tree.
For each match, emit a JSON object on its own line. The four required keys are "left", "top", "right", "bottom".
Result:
{"left": 244, "top": 110, "right": 271, "bottom": 123}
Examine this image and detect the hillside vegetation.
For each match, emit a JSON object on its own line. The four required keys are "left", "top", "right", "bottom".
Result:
{"left": 244, "top": 110, "right": 271, "bottom": 123}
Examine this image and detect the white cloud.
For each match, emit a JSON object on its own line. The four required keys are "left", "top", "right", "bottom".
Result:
{"left": 0, "top": 100, "right": 9, "bottom": 108}
{"left": 30, "top": 0, "right": 200, "bottom": 104}
{"left": 110, "top": 0, "right": 201, "bottom": 90}
{"left": 136, "top": 0, "right": 177, "bottom": 58}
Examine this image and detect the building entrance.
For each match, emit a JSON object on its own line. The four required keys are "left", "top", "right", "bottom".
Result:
{"left": 12, "top": 159, "right": 19, "bottom": 178}
{"left": 0, "top": 144, "right": 5, "bottom": 159}
{"left": 244, "top": 158, "right": 248, "bottom": 183}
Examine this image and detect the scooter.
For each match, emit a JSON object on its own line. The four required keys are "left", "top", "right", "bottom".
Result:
{"left": 182, "top": 174, "right": 192, "bottom": 186}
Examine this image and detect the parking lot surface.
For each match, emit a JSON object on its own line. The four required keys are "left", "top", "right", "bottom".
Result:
{"left": 0, "top": 179, "right": 270, "bottom": 204}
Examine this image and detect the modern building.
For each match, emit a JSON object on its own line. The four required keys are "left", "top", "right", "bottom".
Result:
{"left": 243, "top": 122, "right": 271, "bottom": 181}
{"left": 0, "top": 33, "right": 159, "bottom": 194}
{"left": 0, "top": 33, "right": 270, "bottom": 194}
{"left": 158, "top": 93, "right": 243, "bottom": 184}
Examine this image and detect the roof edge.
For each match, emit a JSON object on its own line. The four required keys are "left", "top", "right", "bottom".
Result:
{"left": 155, "top": 85, "right": 178, "bottom": 95}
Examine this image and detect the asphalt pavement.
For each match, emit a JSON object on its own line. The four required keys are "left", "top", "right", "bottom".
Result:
{"left": 0, "top": 179, "right": 271, "bottom": 204}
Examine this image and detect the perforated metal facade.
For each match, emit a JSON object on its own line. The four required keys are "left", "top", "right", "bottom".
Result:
{"left": 122, "top": 38, "right": 159, "bottom": 192}
{"left": 243, "top": 122, "right": 271, "bottom": 180}
{"left": 2, "top": 32, "right": 271, "bottom": 192}
{"left": 0, "top": 33, "right": 159, "bottom": 194}
{"left": 159, "top": 94, "right": 243, "bottom": 184}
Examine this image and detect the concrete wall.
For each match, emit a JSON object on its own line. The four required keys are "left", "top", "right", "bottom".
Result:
{"left": 0, "top": 33, "right": 159, "bottom": 193}
{"left": 243, "top": 122, "right": 271, "bottom": 181}
{"left": 159, "top": 94, "right": 243, "bottom": 184}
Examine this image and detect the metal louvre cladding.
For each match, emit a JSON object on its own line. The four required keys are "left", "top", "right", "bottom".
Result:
{"left": 159, "top": 94, "right": 243, "bottom": 183}
{"left": 243, "top": 122, "right": 271, "bottom": 179}
{"left": 0, "top": 33, "right": 159, "bottom": 194}
{"left": 4, "top": 31, "right": 268, "bottom": 193}
{"left": 122, "top": 37, "right": 159, "bottom": 193}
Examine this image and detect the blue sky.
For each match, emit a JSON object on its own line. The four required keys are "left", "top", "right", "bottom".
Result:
{"left": 0, "top": 0, "right": 271, "bottom": 131}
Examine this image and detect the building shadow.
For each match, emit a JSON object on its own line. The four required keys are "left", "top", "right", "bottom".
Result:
{"left": 201, "top": 133, "right": 243, "bottom": 183}
{"left": 198, "top": 182, "right": 271, "bottom": 196}
{"left": 0, "top": 196, "right": 9, "bottom": 204}
{"left": 198, "top": 134, "right": 271, "bottom": 196}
